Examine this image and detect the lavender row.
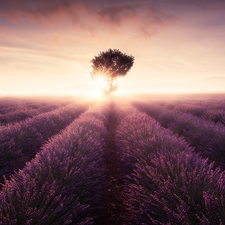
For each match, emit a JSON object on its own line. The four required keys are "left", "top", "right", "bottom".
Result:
{"left": 0, "top": 109, "right": 39, "bottom": 126}
{"left": 134, "top": 101, "right": 225, "bottom": 170}
{"left": 0, "top": 104, "right": 30, "bottom": 115}
{"left": 182, "top": 107, "right": 225, "bottom": 126}
{"left": 0, "top": 100, "right": 46, "bottom": 115}
{"left": 0, "top": 102, "right": 70, "bottom": 126}
{"left": 167, "top": 97, "right": 225, "bottom": 111}
{"left": 115, "top": 106, "right": 225, "bottom": 224}
{"left": 201, "top": 109, "right": 225, "bottom": 125}
{"left": 0, "top": 96, "right": 72, "bottom": 115}
{"left": 0, "top": 103, "right": 89, "bottom": 184}
{"left": 0, "top": 102, "right": 110, "bottom": 224}
{"left": 161, "top": 100, "right": 225, "bottom": 126}
{"left": 0, "top": 98, "right": 31, "bottom": 112}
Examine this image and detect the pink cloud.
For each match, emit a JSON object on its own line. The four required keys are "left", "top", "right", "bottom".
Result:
{"left": 0, "top": 1, "right": 177, "bottom": 35}
{"left": 97, "top": 5, "right": 136, "bottom": 25}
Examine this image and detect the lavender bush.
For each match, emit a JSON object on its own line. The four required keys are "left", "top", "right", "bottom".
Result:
{"left": 0, "top": 109, "right": 40, "bottom": 126}
{"left": 0, "top": 103, "right": 89, "bottom": 184}
{"left": 0, "top": 102, "right": 110, "bottom": 224}
{"left": 0, "top": 102, "right": 72, "bottom": 126}
{"left": 0, "top": 105, "right": 27, "bottom": 115}
{"left": 116, "top": 105, "right": 225, "bottom": 224}
{"left": 134, "top": 101, "right": 225, "bottom": 170}
{"left": 202, "top": 109, "right": 225, "bottom": 126}
{"left": 162, "top": 99, "right": 225, "bottom": 125}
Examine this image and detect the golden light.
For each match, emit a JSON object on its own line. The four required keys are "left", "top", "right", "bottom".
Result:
{"left": 92, "top": 74, "right": 109, "bottom": 93}
{"left": 96, "top": 77, "right": 104, "bottom": 84}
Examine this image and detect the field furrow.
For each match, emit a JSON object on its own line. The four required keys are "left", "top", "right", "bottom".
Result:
{"left": 93, "top": 102, "right": 125, "bottom": 225}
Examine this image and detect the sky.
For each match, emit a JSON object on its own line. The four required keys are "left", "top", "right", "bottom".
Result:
{"left": 1, "top": 0, "right": 225, "bottom": 95}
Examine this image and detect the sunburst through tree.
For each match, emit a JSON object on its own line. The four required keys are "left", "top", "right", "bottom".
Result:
{"left": 91, "top": 48, "right": 134, "bottom": 95}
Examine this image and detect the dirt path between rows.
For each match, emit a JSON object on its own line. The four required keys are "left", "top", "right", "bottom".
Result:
{"left": 93, "top": 105, "right": 125, "bottom": 224}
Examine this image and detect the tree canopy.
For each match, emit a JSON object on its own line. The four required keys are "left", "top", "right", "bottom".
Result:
{"left": 91, "top": 48, "right": 134, "bottom": 94}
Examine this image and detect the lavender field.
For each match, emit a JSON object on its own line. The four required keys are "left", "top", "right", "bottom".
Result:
{"left": 1, "top": 94, "right": 225, "bottom": 225}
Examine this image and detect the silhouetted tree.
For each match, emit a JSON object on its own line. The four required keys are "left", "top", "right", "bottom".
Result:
{"left": 91, "top": 48, "right": 134, "bottom": 94}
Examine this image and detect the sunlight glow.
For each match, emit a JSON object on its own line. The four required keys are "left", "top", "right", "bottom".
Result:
{"left": 96, "top": 77, "right": 104, "bottom": 84}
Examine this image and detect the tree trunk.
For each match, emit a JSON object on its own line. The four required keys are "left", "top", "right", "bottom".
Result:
{"left": 108, "top": 77, "right": 114, "bottom": 93}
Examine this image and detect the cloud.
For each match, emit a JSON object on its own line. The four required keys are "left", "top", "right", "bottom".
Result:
{"left": 0, "top": 0, "right": 177, "bottom": 36}
{"left": 97, "top": 5, "right": 136, "bottom": 25}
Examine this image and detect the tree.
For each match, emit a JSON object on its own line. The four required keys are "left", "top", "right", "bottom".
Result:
{"left": 91, "top": 48, "right": 134, "bottom": 95}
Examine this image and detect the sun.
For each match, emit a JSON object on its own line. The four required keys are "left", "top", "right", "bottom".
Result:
{"left": 96, "top": 77, "right": 104, "bottom": 84}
